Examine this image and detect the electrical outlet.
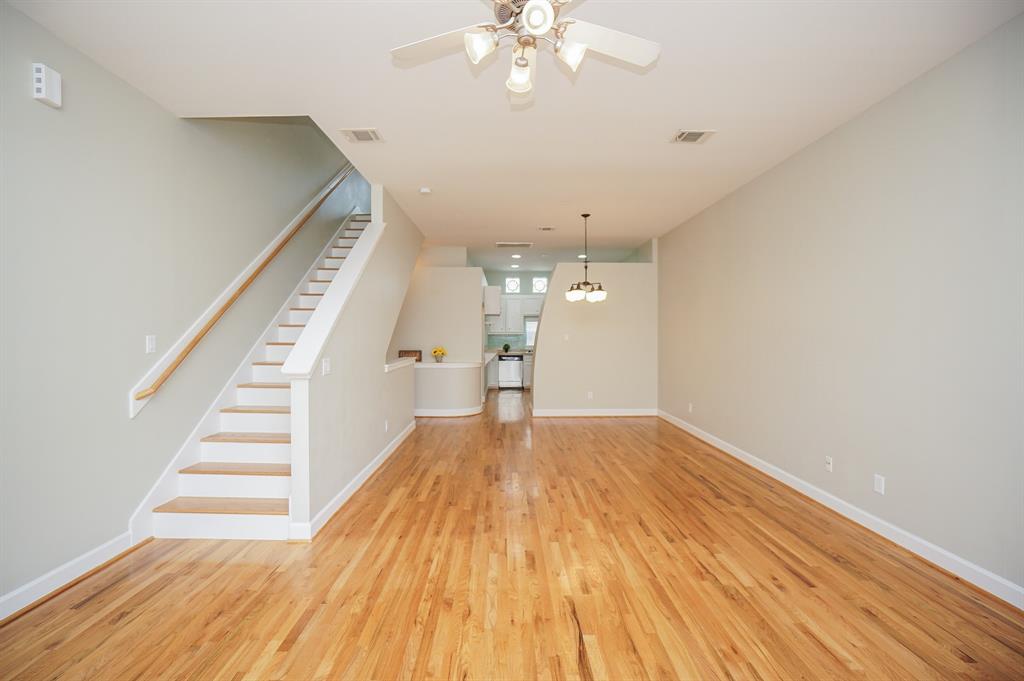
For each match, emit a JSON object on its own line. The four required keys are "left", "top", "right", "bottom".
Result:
{"left": 145, "top": 335, "right": 156, "bottom": 354}
{"left": 321, "top": 357, "right": 331, "bottom": 376}
{"left": 824, "top": 456, "right": 833, "bottom": 473}
{"left": 874, "top": 474, "right": 885, "bottom": 495}
{"left": 688, "top": 402, "right": 693, "bottom": 414}
{"left": 587, "top": 391, "right": 594, "bottom": 400}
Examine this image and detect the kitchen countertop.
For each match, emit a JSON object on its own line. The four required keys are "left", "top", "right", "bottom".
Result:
{"left": 485, "top": 349, "right": 533, "bottom": 357}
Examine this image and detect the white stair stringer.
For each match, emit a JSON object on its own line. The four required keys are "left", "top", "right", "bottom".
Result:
{"left": 134, "top": 212, "right": 370, "bottom": 541}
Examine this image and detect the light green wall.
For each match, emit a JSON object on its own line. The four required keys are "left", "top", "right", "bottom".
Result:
{"left": 483, "top": 270, "right": 551, "bottom": 295}
{"left": 0, "top": 6, "right": 366, "bottom": 596}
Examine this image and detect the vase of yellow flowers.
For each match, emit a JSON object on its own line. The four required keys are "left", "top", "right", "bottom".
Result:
{"left": 431, "top": 346, "right": 447, "bottom": 363}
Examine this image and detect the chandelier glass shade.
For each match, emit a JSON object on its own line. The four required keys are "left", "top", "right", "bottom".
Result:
{"left": 566, "top": 213, "right": 607, "bottom": 303}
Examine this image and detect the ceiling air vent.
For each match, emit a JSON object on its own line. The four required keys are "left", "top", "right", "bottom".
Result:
{"left": 340, "top": 128, "right": 383, "bottom": 143}
{"left": 495, "top": 241, "right": 533, "bottom": 248}
{"left": 672, "top": 130, "right": 714, "bottom": 144}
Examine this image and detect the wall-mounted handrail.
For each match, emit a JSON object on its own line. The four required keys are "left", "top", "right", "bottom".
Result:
{"left": 134, "top": 164, "right": 357, "bottom": 401}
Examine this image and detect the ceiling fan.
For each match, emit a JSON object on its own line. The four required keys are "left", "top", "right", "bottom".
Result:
{"left": 391, "top": 0, "right": 661, "bottom": 95}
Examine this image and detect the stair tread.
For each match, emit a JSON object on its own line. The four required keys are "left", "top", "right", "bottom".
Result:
{"left": 253, "top": 361, "right": 284, "bottom": 366}
{"left": 279, "top": 324, "right": 305, "bottom": 327}
{"left": 318, "top": 267, "right": 340, "bottom": 271}
{"left": 153, "top": 497, "right": 288, "bottom": 515}
{"left": 237, "top": 382, "right": 289, "bottom": 389}
{"left": 300, "top": 292, "right": 324, "bottom": 296}
{"left": 179, "top": 462, "right": 291, "bottom": 476}
{"left": 221, "top": 405, "right": 290, "bottom": 414}
{"left": 308, "top": 280, "right": 332, "bottom": 283}
{"left": 267, "top": 342, "right": 295, "bottom": 346}
{"left": 201, "top": 431, "right": 291, "bottom": 444}
{"left": 290, "top": 307, "right": 316, "bottom": 311}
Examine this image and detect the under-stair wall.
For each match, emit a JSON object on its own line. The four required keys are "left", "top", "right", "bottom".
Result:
{"left": 283, "top": 187, "right": 424, "bottom": 538}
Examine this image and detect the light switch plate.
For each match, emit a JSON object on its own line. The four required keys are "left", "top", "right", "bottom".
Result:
{"left": 322, "top": 357, "right": 331, "bottom": 376}
{"left": 145, "top": 335, "right": 156, "bottom": 354}
{"left": 874, "top": 474, "right": 885, "bottom": 495}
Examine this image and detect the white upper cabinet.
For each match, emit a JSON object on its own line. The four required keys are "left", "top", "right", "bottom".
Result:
{"left": 484, "top": 286, "right": 501, "bottom": 315}
{"left": 504, "top": 297, "right": 524, "bottom": 332}
{"left": 520, "top": 295, "right": 543, "bottom": 316}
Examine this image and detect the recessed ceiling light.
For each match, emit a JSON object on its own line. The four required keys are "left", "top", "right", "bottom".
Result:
{"left": 510, "top": 264, "right": 520, "bottom": 269}
{"left": 419, "top": 187, "right": 431, "bottom": 194}
{"left": 511, "top": 254, "right": 522, "bottom": 259}
{"left": 577, "top": 254, "right": 587, "bottom": 259}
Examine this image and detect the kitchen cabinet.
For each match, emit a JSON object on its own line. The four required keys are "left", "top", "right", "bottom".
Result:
{"left": 485, "top": 294, "right": 544, "bottom": 334}
{"left": 486, "top": 356, "right": 499, "bottom": 387}
{"left": 483, "top": 286, "right": 501, "bottom": 315}
{"left": 520, "top": 295, "right": 543, "bottom": 316}
{"left": 524, "top": 355, "right": 534, "bottom": 388}
{"left": 503, "top": 297, "right": 524, "bottom": 333}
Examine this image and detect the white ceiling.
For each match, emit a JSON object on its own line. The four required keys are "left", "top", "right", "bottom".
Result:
{"left": 16, "top": 1, "right": 1021, "bottom": 251}
{"left": 468, "top": 246, "right": 638, "bottom": 273}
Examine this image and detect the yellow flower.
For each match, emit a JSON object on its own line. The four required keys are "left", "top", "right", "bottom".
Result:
{"left": 431, "top": 346, "right": 447, "bottom": 357}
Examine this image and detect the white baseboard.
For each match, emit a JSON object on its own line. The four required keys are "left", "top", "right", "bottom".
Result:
{"left": 414, "top": 404, "right": 484, "bottom": 417}
{"left": 533, "top": 408, "right": 659, "bottom": 417}
{"left": 657, "top": 410, "right": 1024, "bottom": 609}
{"left": 0, "top": 532, "right": 133, "bottom": 620}
{"left": 309, "top": 420, "right": 416, "bottom": 537}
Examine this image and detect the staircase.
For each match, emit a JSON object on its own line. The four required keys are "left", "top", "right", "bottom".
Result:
{"left": 150, "top": 214, "right": 369, "bottom": 539}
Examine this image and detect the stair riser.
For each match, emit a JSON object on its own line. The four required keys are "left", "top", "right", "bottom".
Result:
{"left": 251, "top": 364, "right": 285, "bottom": 382}
{"left": 323, "top": 256, "right": 345, "bottom": 268}
{"left": 343, "top": 229, "right": 363, "bottom": 238}
{"left": 178, "top": 474, "right": 291, "bottom": 498}
{"left": 306, "top": 281, "right": 329, "bottom": 294}
{"left": 277, "top": 326, "right": 303, "bottom": 342}
{"left": 297, "top": 294, "right": 322, "bottom": 307}
{"left": 236, "top": 386, "right": 290, "bottom": 406}
{"left": 337, "top": 237, "right": 358, "bottom": 246}
{"left": 314, "top": 268, "right": 337, "bottom": 280}
{"left": 264, "top": 345, "right": 292, "bottom": 362}
{"left": 154, "top": 513, "right": 289, "bottom": 540}
{"left": 220, "top": 410, "right": 290, "bottom": 432}
{"left": 329, "top": 247, "right": 352, "bottom": 258}
{"left": 289, "top": 308, "right": 313, "bottom": 324}
{"left": 200, "top": 440, "right": 291, "bottom": 463}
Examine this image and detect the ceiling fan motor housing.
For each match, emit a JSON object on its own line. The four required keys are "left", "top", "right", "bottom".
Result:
{"left": 495, "top": 0, "right": 559, "bottom": 35}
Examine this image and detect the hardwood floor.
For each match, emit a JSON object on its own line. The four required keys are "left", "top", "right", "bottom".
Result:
{"left": 2, "top": 390, "right": 1021, "bottom": 679}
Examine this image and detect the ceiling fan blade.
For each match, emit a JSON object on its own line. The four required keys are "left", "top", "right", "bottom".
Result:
{"left": 564, "top": 19, "right": 660, "bottom": 67}
{"left": 391, "top": 25, "right": 486, "bottom": 61}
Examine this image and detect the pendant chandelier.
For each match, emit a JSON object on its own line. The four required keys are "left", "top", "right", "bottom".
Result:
{"left": 566, "top": 213, "right": 607, "bottom": 303}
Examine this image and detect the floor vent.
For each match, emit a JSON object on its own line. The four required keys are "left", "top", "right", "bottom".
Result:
{"left": 672, "top": 130, "right": 714, "bottom": 144}
{"left": 340, "top": 128, "right": 383, "bottom": 143}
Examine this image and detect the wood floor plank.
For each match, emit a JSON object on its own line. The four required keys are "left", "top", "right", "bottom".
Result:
{"left": 1, "top": 390, "right": 1021, "bottom": 679}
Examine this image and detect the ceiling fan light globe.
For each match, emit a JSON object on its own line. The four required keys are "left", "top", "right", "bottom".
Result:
{"left": 557, "top": 40, "right": 588, "bottom": 72}
{"left": 464, "top": 31, "right": 497, "bottom": 64}
{"left": 506, "top": 60, "right": 533, "bottom": 94}
{"left": 521, "top": 0, "right": 555, "bottom": 36}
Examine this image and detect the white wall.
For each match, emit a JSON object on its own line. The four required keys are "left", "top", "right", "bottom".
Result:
{"left": 307, "top": 191, "right": 423, "bottom": 519}
{"left": 417, "top": 246, "right": 468, "bottom": 267}
{"left": 658, "top": 15, "right": 1023, "bottom": 596}
{"left": 388, "top": 266, "right": 485, "bottom": 363}
{"left": 533, "top": 263, "right": 658, "bottom": 415}
{"left": 0, "top": 6, "right": 362, "bottom": 597}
